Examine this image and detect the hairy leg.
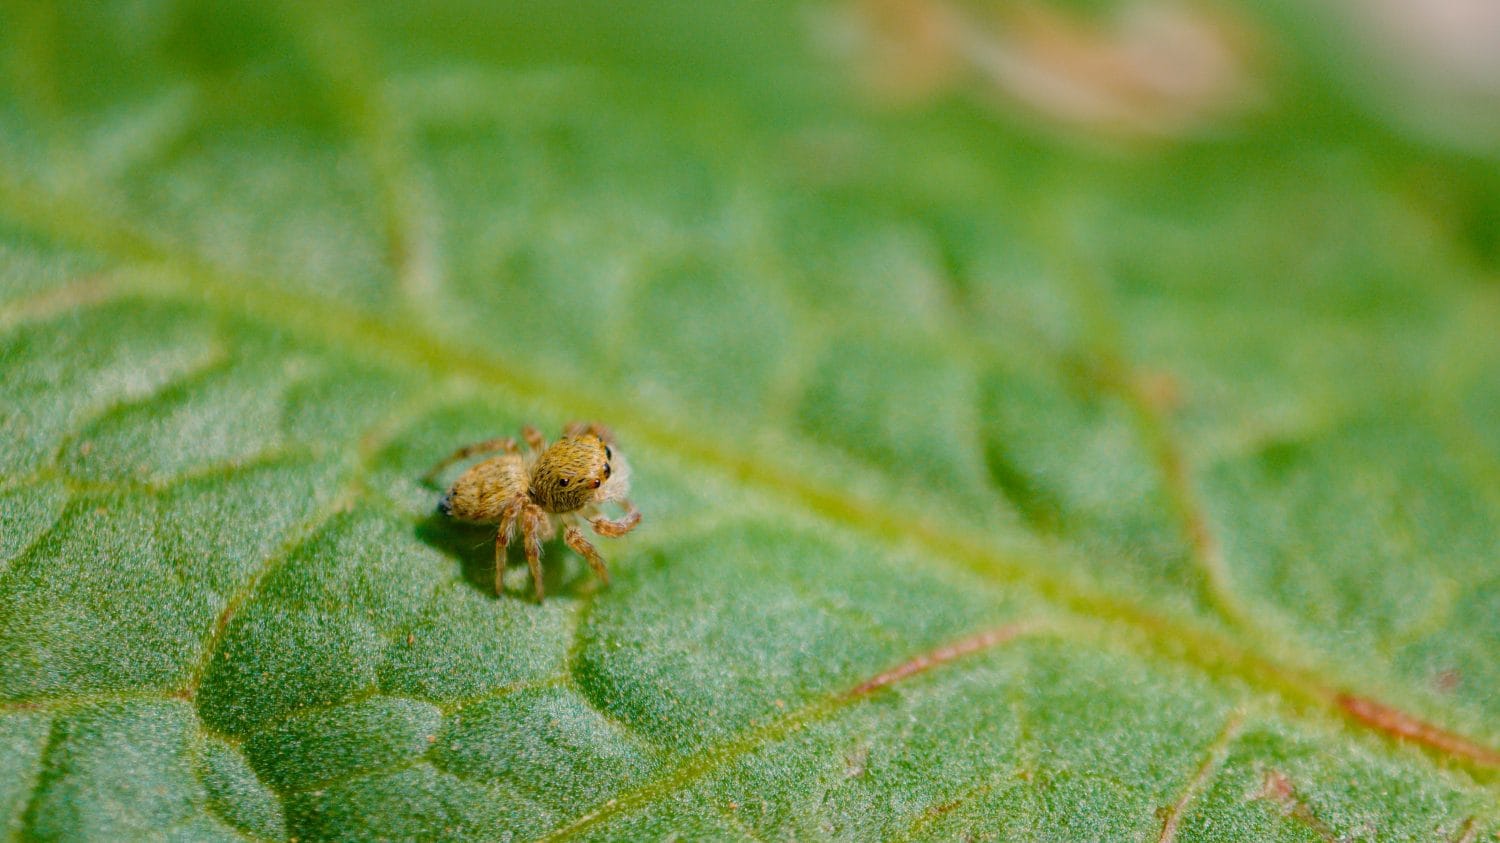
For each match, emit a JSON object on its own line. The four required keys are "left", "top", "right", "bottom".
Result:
{"left": 493, "top": 497, "right": 523, "bottom": 596}
{"left": 563, "top": 421, "right": 615, "bottom": 443}
{"left": 422, "top": 437, "right": 518, "bottom": 484}
{"left": 523, "top": 506, "right": 547, "bottom": 601}
{"left": 522, "top": 426, "right": 546, "bottom": 455}
{"left": 497, "top": 497, "right": 522, "bottom": 547}
{"left": 564, "top": 524, "right": 611, "bottom": 586}
{"left": 590, "top": 499, "right": 641, "bottom": 537}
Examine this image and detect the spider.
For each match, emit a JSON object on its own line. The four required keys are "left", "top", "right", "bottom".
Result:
{"left": 424, "top": 421, "right": 641, "bottom": 601}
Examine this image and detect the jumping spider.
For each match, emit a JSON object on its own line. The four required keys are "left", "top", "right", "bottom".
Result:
{"left": 424, "top": 421, "right": 641, "bottom": 600}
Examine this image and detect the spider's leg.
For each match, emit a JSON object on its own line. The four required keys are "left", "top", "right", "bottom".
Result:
{"left": 422, "top": 437, "right": 518, "bottom": 485}
{"left": 523, "top": 505, "right": 547, "bottom": 601}
{"left": 522, "top": 426, "right": 546, "bottom": 455}
{"left": 563, "top": 421, "right": 615, "bottom": 443}
{"left": 564, "top": 524, "right": 611, "bottom": 586}
{"left": 590, "top": 499, "right": 641, "bottom": 537}
{"left": 493, "top": 497, "right": 523, "bottom": 596}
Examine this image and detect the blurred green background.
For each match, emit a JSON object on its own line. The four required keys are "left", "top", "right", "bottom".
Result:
{"left": 2, "top": 1, "right": 1499, "bottom": 840}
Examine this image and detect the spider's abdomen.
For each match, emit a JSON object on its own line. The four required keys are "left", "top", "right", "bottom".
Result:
{"left": 443, "top": 454, "right": 527, "bottom": 523}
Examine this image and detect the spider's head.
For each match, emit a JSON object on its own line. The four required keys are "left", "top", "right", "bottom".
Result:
{"left": 530, "top": 434, "right": 630, "bottom": 512}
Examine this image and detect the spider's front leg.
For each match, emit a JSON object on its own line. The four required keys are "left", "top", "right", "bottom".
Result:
{"left": 522, "top": 506, "right": 548, "bottom": 601}
{"left": 493, "top": 498, "right": 524, "bottom": 596}
{"left": 563, "top": 420, "right": 615, "bottom": 443}
{"left": 521, "top": 426, "right": 547, "bottom": 455}
{"left": 590, "top": 500, "right": 641, "bottom": 537}
{"left": 564, "top": 524, "right": 611, "bottom": 586}
{"left": 422, "top": 437, "right": 518, "bottom": 485}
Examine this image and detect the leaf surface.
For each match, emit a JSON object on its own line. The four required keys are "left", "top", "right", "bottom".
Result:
{"left": 1, "top": 2, "right": 1499, "bottom": 841}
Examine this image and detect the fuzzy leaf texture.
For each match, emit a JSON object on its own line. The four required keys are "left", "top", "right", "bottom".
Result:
{"left": 1, "top": 2, "right": 1499, "bottom": 841}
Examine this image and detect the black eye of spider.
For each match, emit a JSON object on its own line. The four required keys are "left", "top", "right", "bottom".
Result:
{"left": 559, "top": 478, "right": 569, "bottom": 487}
{"left": 604, "top": 446, "right": 612, "bottom": 460}
{"left": 603, "top": 463, "right": 611, "bottom": 479}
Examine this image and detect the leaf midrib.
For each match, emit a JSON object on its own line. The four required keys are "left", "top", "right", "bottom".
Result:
{"left": 0, "top": 174, "right": 1497, "bottom": 788}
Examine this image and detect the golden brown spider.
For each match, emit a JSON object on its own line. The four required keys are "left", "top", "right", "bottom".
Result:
{"left": 424, "top": 421, "right": 641, "bottom": 601}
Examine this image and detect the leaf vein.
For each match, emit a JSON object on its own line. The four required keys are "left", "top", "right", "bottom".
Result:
{"left": 1155, "top": 709, "right": 1245, "bottom": 843}
{"left": 539, "top": 621, "right": 1043, "bottom": 841}
{"left": 178, "top": 497, "right": 353, "bottom": 702}
{"left": 14, "top": 712, "right": 61, "bottom": 842}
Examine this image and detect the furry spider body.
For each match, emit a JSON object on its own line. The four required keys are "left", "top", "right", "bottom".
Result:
{"left": 425, "top": 422, "right": 641, "bottom": 600}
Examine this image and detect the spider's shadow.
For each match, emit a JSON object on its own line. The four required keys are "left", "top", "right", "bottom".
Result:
{"left": 414, "top": 511, "right": 589, "bottom": 600}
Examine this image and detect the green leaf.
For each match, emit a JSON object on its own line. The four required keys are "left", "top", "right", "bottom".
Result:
{"left": 2, "top": 2, "right": 1499, "bottom": 840}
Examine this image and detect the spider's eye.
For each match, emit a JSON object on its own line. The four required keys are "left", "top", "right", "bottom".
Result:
{"left": 592, "top": 479, "right": 601, "bottom": 489}
{"left": 559, "top": 478, "right": 569, "bottom": 487}
{"left": 603, "top": 463, "right": 611, "bottom": 479}
{"left": 604, "top": 445, "right": 612, "bottom": 460}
